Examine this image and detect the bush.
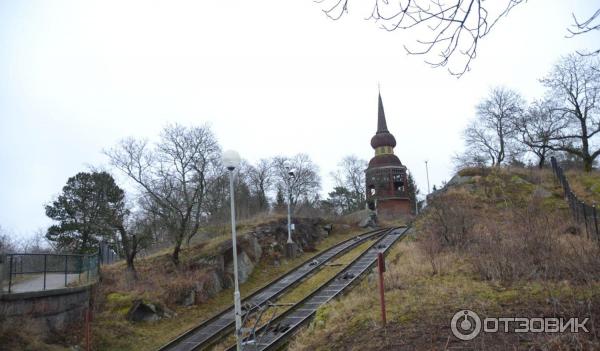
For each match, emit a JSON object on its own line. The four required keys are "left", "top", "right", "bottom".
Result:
{"left": 419, "top": 189, "right": 479, "bottom": 248}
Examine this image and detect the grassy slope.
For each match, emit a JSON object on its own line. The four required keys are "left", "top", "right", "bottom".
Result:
{"left": 92, "top": 223, "right": 369, "bottom": 351}
{"left": 289, "top": 167, "right": 600, "bottom": 351}
{"left": 565, "top": 169, "right": 600, "bottom": 204}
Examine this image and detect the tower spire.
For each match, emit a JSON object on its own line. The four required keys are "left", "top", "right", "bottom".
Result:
{"left": 377, "top": 92, "right": 389, "bottom": 133}
{"left": 371, "top": 91, "right": 397, "bottom": 150}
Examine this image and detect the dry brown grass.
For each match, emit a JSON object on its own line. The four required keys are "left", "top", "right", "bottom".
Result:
{"left": 289, "top": 233, "right": 600, "bottom": 351}
{"left": 563, "top": 169, "right": 600, "bottom": 204}
{"left": 419, "top": 170, "right": 600, "bottom": 284}
{"left": 288, "top": 167, "right": 600, "bottom": 351}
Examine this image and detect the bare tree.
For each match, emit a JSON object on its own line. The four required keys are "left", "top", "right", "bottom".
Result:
{"left": 110, "top": 208, "right": 153, "bottom": 280}
{"left": 514, "top": 99, "right": 566, "bottom": 168}
{"left": 232, "top": 161, "right": 253, "bottom": 220}
{"left": 542, "top": 54, "right": 600, "bottom": 172}
{"left": 316, "top": 0, "right": 524, "bottom": 76}
{"left": 463, "top": 87, "right": 524, "bottom": 166}
{"left": 567, "top": 8, "right": 600, "bottom": 56}
{"left": 0, "top": 226, "right": 16, "bottom": 254}
{"left": 19, "top": 229, "right": 53, "bottom": 254}
{"left": 201, "top": 161, "right": 258, "bottom": 225}
{"left": 273, "top": 154, "right": 321, "bottom": 210}
{"left": 331, "top": 155, "right": 367, "bottom": 212}
{"left": 452, "top": 148, "right": 488, "bottom": 171}
{"left": 202, "top": 164, "right": 230, "bottom": 223}
{"left": 246, "top": 159, "right": 274, "bottom": 211}
{"left": 105, "top": 124, "right": 220, "bottom": 265}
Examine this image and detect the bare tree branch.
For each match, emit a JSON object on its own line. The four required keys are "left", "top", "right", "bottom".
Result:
{"left": 317, "top": 0, "right": 525, "bottom": 76}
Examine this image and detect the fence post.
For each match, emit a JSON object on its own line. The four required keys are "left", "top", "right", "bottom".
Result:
{"left": 64, "top": 255, "right": 68, "bottom": 287}
{"left": 377, "top": 253, "right": 387, "bottom": 327}
{"left": 594, "top": 204, "right": 599, "bottom": 242}
{"left": 582, "top": 202, "right": 589, "bottom": 238}
{"left": 8, "top": 255, "right": 13, "bottom": 293}
{"left": 0, "top": 254, "right": 4, "bottom": 293}
{"left": 43, "top": 254, "right": 47, "bottom": 291}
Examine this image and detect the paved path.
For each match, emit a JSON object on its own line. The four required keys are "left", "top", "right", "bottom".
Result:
{"left": 4, "top": 273, "right": 84, "bottom": 293}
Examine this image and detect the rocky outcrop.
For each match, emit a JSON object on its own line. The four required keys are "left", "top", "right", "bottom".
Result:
{"left": 224, "top": 251, "right": 254, "bottom": 286}
{"left": 447, "top": 174, "right": 473, "bottom": 187}
{"left": 126, "top": 299, "right": 174, "bottom": 322}
{"left": 342, "top": 209, "right": 376, "bottom": 227}
{"left": 533, "top": 186, "right": 552, "bottom": 198}
{"left": 183, "top": 217, "right": 328, "bottom": 306}
{"left": 358, "top": 213, "right": 377, "bottom": 228}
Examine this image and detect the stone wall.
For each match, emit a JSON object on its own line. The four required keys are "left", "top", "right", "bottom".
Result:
{"left": 0, "top": 284, "right": 94, "bottom": 334}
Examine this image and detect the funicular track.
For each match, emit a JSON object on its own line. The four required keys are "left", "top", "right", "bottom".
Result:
{"left": 159, "top": 227, "right": 391, "bottom": 351}
{"left": 225, "top": 226, "right": 408, "bottom": 351}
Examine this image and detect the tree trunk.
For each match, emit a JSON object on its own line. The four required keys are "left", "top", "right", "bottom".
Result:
{"left": 584, "top": 156, "right": 593, "bottom": 172}
{"left": 172, "top": 242, "right": 181, "bottom": 266}
{"left": 538, "top": 155, "right": 545, "bottom": 169}
{"left": 125, "top": 257, "right": 137, "bottom": 281}
{"left": 117, "top": 226, "right": 138, "bottom": 280}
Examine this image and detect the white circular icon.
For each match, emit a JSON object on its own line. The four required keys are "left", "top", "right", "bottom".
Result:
{"left": 451, "top": 310, "right": 481, "bottom": 340}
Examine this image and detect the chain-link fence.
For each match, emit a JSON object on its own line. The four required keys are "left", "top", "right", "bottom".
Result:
{"left": 99, "top": 241, "right": 119, "bottom": 265}
{"left": 550, "top": 156, "right": 600, "bottom": 242}
{"left": 0, "top": 253, "right": 99, "bottom": 294}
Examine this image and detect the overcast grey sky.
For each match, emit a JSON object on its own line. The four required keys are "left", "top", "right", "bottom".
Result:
{"left": 0, "top": 1, "right": 598, "bottom": 239}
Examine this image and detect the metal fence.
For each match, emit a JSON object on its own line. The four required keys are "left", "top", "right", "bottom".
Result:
{"left": 550, "top": 156, "right": 600, "bottom": 242}
{"left": 0, "top": 253, "right": 100, "bottom": 294}
{"left": 99, "top": 241, "right": 119, "bottom": 265}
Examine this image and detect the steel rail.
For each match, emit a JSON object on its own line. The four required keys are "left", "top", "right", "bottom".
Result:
{"left": 225, "top": 226, "right": 408, "bottom": 351}
{"left": 158, "top": 227, "right": 390, "bottom": 351}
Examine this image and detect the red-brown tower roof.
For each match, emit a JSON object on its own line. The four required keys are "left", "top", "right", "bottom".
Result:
{"left": 368, "top": 93, "right": 402, "bottom": 168}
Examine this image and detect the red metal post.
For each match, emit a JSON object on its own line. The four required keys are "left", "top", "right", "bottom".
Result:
{"left": 377, "top": 252, "right": 387, "bottom": 327}
{"left": 85, "top": 307, "right": 91, "bottom": 351}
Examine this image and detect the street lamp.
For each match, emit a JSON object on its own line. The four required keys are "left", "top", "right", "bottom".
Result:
{"left": 425, "top": 160, "right": 431, "bottom": 195}
{"left": 283, "top": 161, "right": 296, "bottom": 256}
{"left": 222, "top": 149, "right": 243, "bottom": 351}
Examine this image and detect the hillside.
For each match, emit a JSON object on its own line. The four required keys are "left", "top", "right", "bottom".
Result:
{"left": 4, "top": 167, "right": 600, "bottom": 351}
{"left": 92, "top": 216, "right": 373, "bottom": 351}
{"left": 1, "top": 214, "right": 380, "bottom": 351}
{"left": 288, "top": 167, "right": 600, "bottom": 350}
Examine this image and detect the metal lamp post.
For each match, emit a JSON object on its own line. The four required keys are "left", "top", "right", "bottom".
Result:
{"left": 284, "top": 161, "right": 296, "bottom": 257}
{"left": 425, "top": 160, "right": 431, "bottom": 195}
{"left": 223, "top": 149, "right": 243, "bottom": 351}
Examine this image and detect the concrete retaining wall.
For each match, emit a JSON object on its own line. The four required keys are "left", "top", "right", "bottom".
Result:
{"left": 0, "top": 284, "right": 94, "bottom": 333}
